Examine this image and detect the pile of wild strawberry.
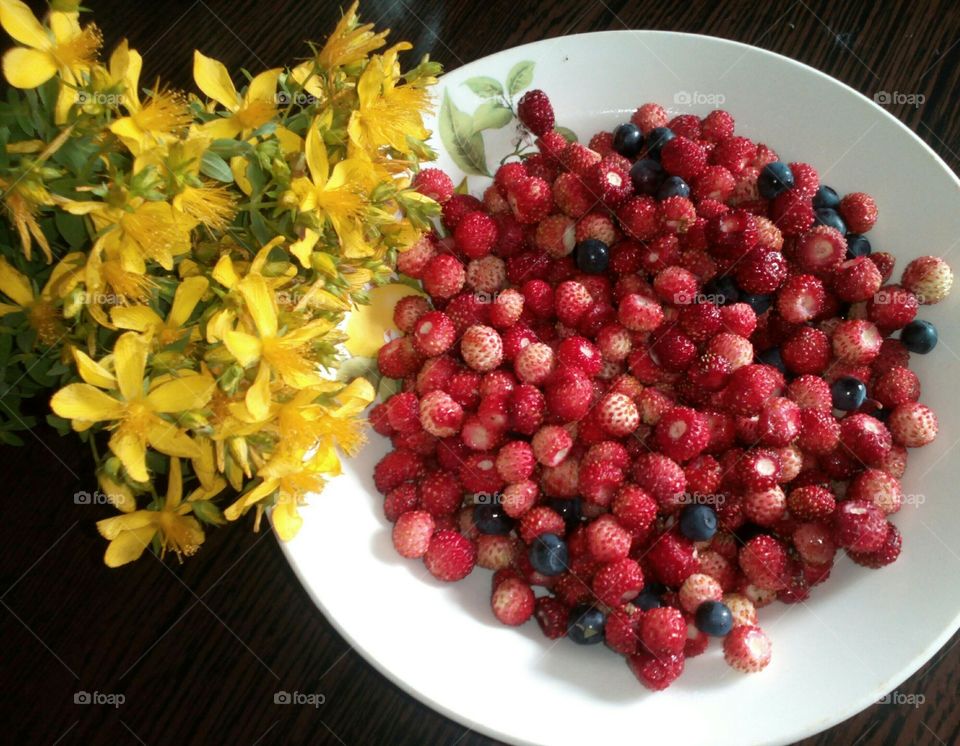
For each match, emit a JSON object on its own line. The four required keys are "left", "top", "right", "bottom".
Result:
{"left": 369, "top": 89, "right": 953, "bottom": 690}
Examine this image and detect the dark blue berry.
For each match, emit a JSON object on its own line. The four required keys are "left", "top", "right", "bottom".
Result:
{"left": 757, "top": 347, "right": 785, "bottom": 373}
{"left": 574, "top": 239, "right": 609, "bottom": 274}
{"left": 703, "top": 275, "right": 739, "bottom": 306}
{"left": 473, "top": 503, "right": 514, "bottom": 535}
{"left": 567, "top": 604, "right": 605, "bottom": 645}
{"left": 631, "top": 588, "right": 662, "bottom": 611}
{"left": 546, "top": 497, "right": 582, "bottom": 530}
{"left": 645, "top": 127, "right": 675, "bottom": 159}
{"left": 630, "top": 158, "right": 664, "bottom": 195}
{"left": 814, "top": 208, "right": 847, "bottom": 234}
{"left": 900, "top": 320, "right": 938, "bottom": 354}
{"left": 656, "top": 175, "right": 690, "bottom": 200}
{"left": 813, "top": 185, "right": 841, "bottom": 210}
{"left": 694, "top": 600, "right": 734, "bottom": 636}
{"left": 740, "top": 292, "right": 772, "bottom": 315}
{"left": 679, "top": 504, "right": 718, "bottom": 542}
{"left": 757, "top": 161, "right": 795, "bottom": 199}
{"left": 529, "top": 532, "right": 569, "bottom": 576}
{"left": 613, "top": 122, "right": 644, "bottom": 158}
{"left": 831, "top": 376, "right": 867, "bottom": 411}
{"left": 846, "top": 234, "right": 872, "bottom": 258}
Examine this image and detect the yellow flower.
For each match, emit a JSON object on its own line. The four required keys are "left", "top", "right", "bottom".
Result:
{"left": 163, "top": 136, "right": 237, "bottom": 231}
{"left": 96, "top": 456, "right": 226, "bottom": 567}
{"left": 0, "top": 175, "right": 54, "bottom": 262}
{"left": 347, "top": 44, "right": 430, "bottom": 155}
{"left": 0, "top": 253, "right": 83, "bottom": 344}
{"left": 290, "top": 123, "right": 375, "bottom": 258}
{"left": 50, "top": 332, "right": 215, "bottom": 481}
{"left": 193, "top": 51, "right": 281, "bottom": 139}
{"left": 315, "top": 1, "right": 388, "bottom": 69}
{"left": 343, "top": 282, "right": 423, "bottom": 357}
{"left": 111, "top": 275, "right": 209, "bottom": 346}
{"left": 0, "top": 1, "right": 101, "bottom": 88}
{"left": 223, "top": 275, "right": 335, "bottom": 420}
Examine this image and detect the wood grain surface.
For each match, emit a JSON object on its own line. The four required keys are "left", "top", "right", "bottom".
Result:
{"left": 2, "top": 1, "right": 959, "bottom": 744}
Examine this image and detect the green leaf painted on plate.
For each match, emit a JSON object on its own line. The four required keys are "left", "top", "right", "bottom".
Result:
{"left": 506, "top": 61, "right": 535, "bottom": 96}
{"left": 555, "top": 126, "right": 579, "bottom": 143}
{"left": 455, "top": 176, "right": 469, "bottom": 195}
{"left": 439, "top": 90, "right": 489, "bottom": 176}
{"left": 472, "top": 100, "right": 513, "bottom": 132}
{"left": 463, "top": 76, "right": 503, "bottom": 99}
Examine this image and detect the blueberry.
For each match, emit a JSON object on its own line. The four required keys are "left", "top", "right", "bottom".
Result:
{"left": 630, "top": 158, "right": 665, "bottom": 195}
{"left": 632, "top": 588, "right": 662, "bottom": 611}
{"left": 567, "top": 604, "right": 605, "bottom": 645}
{"left": 757, "top": 347, "right": 785, "bottom": 373}
{"left": 846, "top": 234, "right": 872, "bottom": 258}
{"left": 703, "top": 275, "right": 739, "bottom": 306}
{"left": 757, "top": 161, "right": 795, "bottom": 199}
{"left": 529, "top": 532, "right": 569, "bottom": 576}
{"left": 679, "top": 504, "right": 718, "bottom": 542}
{"left": 656, "top": 175, "right": 690, "bottom": 200}
{"left": 694, "top": 600, "right": 734, "bottom": 637}
{"left": 546, "top": 497, "right": 582, "bottom": 530}
{"left": 645, "top": 126, "right": 675, "bottom": 158}
{"left": 740, "top": 292, "right": 772, "bottom": 315}
{"left": 831, "top": 375, "right": 867, "bottom": 411}
{"left": 900, "top": 320, "right": 938, "bottom": 354}
{"left": 813, "top": 185, "right": 841, "bottom": 210}
{"left": 814, "top": 207, "right": 847, "bottom": 234}
{"left": 473, "top": 503, "right": 514, "bottom": 535}
{"left": 613, "top": 122, "right": 644, "bottom": 158}
{"left": 574, "top": 239, "right": 609, "bottom": 274}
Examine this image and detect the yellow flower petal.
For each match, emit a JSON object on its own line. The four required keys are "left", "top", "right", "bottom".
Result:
{"left": 237, "top": 275, "right": 278, "bottom": 337}
{"left": 305, "top": 123, "right": 329, "bottom": 187}
{"left": 344, "top": 283, "right": 423, "bottom": 357}
{"left": 2, "top": 47, "right": 56, "bottom": 88}
{"left": 274, "top": 125, "right": 303, "bottom": 154}
{"left": 289, "top": 228, "right": 319, "bottom": 268}
{"left": 335, "top": 377, "right": 375, "bottom": 416}
{"left": 97, "top": 510, "right": 155, "bottom": 540}
{"left": 0, "top": 301, "right": 23, "bottom": 316}
{"left": 111, "top": 304, "right": 162, "bottom": 332}
{"left": 146, "top": 374, "right": 215, "bottom": 413}
{"left": 113, "top": 332, "right": 147, "bottom": 401}
{"left": 224, "top": 477, "right": 278, "bottom": 520}
{"left": 98, "top": 472, "right": 137, "bottom": 513}
{"left": 167, "top": 275, "right": 208, "bottom": 327}
{"left": 51, "top": 383, "right": 125, "bottom": 422}
{"left": 0, "top": 256, "right": 34, "bottom": 307}
{"left": 72, "top": 347, "right": 117, "bottom": 389}
{"left": 211, "top": 254, "right": 240, "bottom": 289}
{"left": 0, "top": 0, "right": 48, "bottom": 47}
{"left": 193, "top": 50, "right": 240, "bottom": 111}
{"left": 246, "top": 67, "right": 282, "bottom": 103}
{"left": 245, "top": 362, "right": 272, "bottom": 422}
{"left": 165, "top": 456, "right": 183, "bottom": 507}
{"left": 103, "top": 525, "right": 157, "bottom": 567}
{"left": 230, "top": 155, "right": 252, "bottom": 195}
{"left": 147, "top": 421, "right": 201, "bottom": 459}
{"left": 272, "top": 498, "right": 303, "bottom": 541}
{"left": 224, "top": 330, "right": 262, "bottom": 367}
{"left": 109, "top": 430, "right": 149, "bottom": 482}
{"left": 199, "top": 116, "right": 241, "bottom": 140}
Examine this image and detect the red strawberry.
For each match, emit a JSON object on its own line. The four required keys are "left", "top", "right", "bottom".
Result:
{"left": 516, "top": 89, "right": 555, "bottom": 136}
{"left": 423, "top": 529, "right": 476, "bottom": 581}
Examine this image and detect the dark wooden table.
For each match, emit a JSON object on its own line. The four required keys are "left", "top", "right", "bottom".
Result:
{"left": 3, "top": 1, "right": 959, "bottom": 744}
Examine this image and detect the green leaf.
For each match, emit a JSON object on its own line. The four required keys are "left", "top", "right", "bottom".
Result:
{"left": 506, "top": 61, "right": 535, "bottom": 96}
{"left": 555, "top": 126, "right": 578, "bottom": 143}
{"left": 463, "top": 76, "right": 503, "bottom": 99}
{"left": 249, "top": 210, "right": 271, "bottom": 245}
{"left": 377, "top": 376, "right": 401, "bottom": 402}
{"left": 191, "top": 500, "right": 226, "bottom": 526}
{"left": 200, "top": 151, "right": 235, "bottom": 182}
{"left": 472, "top": 100, "right": 513, "bottom": 132}
{"left": 46, "top": 413, "right": 72, "bottom": 436}
{"left": 0, "top": 430, "right": 24, "bottom": 446}
{"left": 55, "top": 211, "right": 89, "bottom": 249}
{"left": 455, "top": 176, "right": 469, "bottom": 195}
{"left": 438, "top": 90, "right": 489, "bottom": 177}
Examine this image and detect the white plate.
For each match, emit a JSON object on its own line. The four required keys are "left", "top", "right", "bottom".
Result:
{"left": 281, "top": 31, "right": 960, "bottom": 746}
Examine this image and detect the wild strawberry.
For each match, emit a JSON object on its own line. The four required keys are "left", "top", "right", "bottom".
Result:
{"left": 575, "top": 211, "right": 619, "bottom": 245}
{"left": 588, "top": 130, "right": 615, "bottom": 155}
{"left": 531, "top": 425, "right": 573, "bottom": 467}
{"left": 377, "top": 336, "right": 423, "bottom": 378}
{"left": 459, "top": 452, "right": 504, "bottom": 494}
{"left": 442, "top": 194, "right": 483, "bottom": 231}
{"left": 833, "top": 257, "right": 883, "bottom": 302}
{"left": 422, "top": 254, "right": 466, "bottom": 300}
{"left": 795, "top": 409, "right": 840, "bottom": 456}
{"left": 878, "top": 443, "right": 908, "bottom": 479}
{"left": 542, "top": 458, "right": 581, "bottom": 499}
{"left": 711, "top": 136, "right": 756, "bottom": 175}
{"left": 617, "top": 196, "right": 660, "bottom": 240}
{"left": 901, "top": 256, "right": 953, "bottom": 304}
{"left": 867, "top": 284, "right": 918, "bottom": 330}
{"left": 412, "top": 168, "right": 454, "bottom": 203}
{"left": 779, "top": 327, "right": 829, "bottom": 375}
{"left": 660, "top": 136, "right": 708, "bottom": 180}
{"left": 756, "top": 396, "right": 801, "bottom": 448}
{"left": 653, "top": 265, "right": 699, "bottom": 305}
{"left": 465, "top": 256, "right": 506, "bottom": 294}
{"left": 514, "top": 341, "right": 555, "bottom": 384}
{"left": 723, "top": 364, "right": 781, "bottom": 416}
{"left": 787, "top": 162, "right": 819, "bottom": 197}
{"left": 658, "top": 196, "right": 698, "bottom": 234}
{"left": 692, "top": 164, "right": 736, "bottom": 202}
{"left": 417, "top": 469, "right": 463, "bottom": 516}
{"left": 413, "top": 390, "right": 460, "bottom": 437}
{"left": 723, "top": 593, "right": 758, "bottom": 627}
{"left": 516, "top": 89, "right": 555, "bottom": 136}
{"left": 888, "top": 401, "right": 938, "bottom": 447}
{"left": 507, "top": 176, "right": 554, "bottom": 224}
{"left": 787, "top": 374, "right": 833, "bottom": 411}
{"left": 544, "top": 368, "right": 593, "bottom": 422}
{"left": 795, "top": 225, "right": 846, "bottom": 275}
{"left": 392, "top": 510, "right": 436, "bottom": 558}
{"left": 593, "top": 558, "right": 645, "bottom": 607}
{"left": 651, "top": 328, "right": 697, "bottom": 371}
{"left": 392, "top": 295, "right": 431, "bottom": 334}
{"left": 833, "top": 499, "right": 887, "bottom": 553}
{"left": 384, "top": 391, "right": 419, "bottom": 434}
{"left": 654, "top": 406, "right": 710, "bottom": 462}
{"left": 384, "top": 481, "right": 420, "bottom": 521}
{"left": 716, "top": 303, "right": 755, "bottom": 337}
{"left": 564, "top": 142, "right": 602, "bottom": 178}
{"left": 485, "top": 290, "right": 522, "bottom": 330}
{"left": 605, "top": 606, "right": 642, "bottom": 655}
{"left": 374, "top": 449, "right": 423, "bottom": 493}
{"left": 668, "top": 113, "right": 702, "bottom": 138}
{"left": 840, "top": 413, "right": 892, "bottom": 464}
{"left": 832, "top": 319, "right": 882, "bottom": 365}
{"left": 596, "top": 392, "right": 640, "bottom": 437}
{"left": 739, "top": 534, "right": 787, "bottom": 590}
{"left": 743, "top": 486, "right": 786, "bottom": 526}
{"left": 460, "top": 415, "right": 505, "bottom": 451}
{"left": 874, "top": 366, "right": 920, "bottom": 409}
{"left": 460, "top": 324, "right": 503, "bottom": 372}
{"left": 848, "top": 468, "right": 903, "bottom": 515}
{"left": 776, "top": 273, "right": 826, "bottom": 324}
{"left": 409, "top": 311, "right": 454, "bottom": 357}
{"left": 423, "top": 529, "right": 476, "bottom": 581}
{"left": 646, "top": 531, "right": 699, "bottom": 586}
{"left": 707, "top": 209, "right": 758, "bottom": 257}
{"left": 589, "top": 154, "right": 634, "bottom": 206}
{"left": 618, "top": 293, "right": 664, "bottom": 331}
{"left": 628, "top": 650, "right": 686, "bottom": 691}
{"left": 586, "top": 514, "right": 632, "bottom": 562}
{"left": 554, "top": 280, "right": 594, "bottom": 327}
{"left": 490, "top": 576, "right": 536, "bottom": 626}
{"left": 509, "top": 384, "right": 546, "bottom": 435}
{"left": 552, "top": 172, "right": 594, "bottom": 218}
{"left": 483, "top": 183, "right": 509, "bottom": 214}
{"left": 612, "top": 484, "right": 658, "bottom": 533}
{"left": 453, "top": 211, "right": 496, "bottom": 259}
{"left": 640, "top": 605, "right": 687, "bottom": 655}
{"left": 848, "top": 522, "right": 902, "bottom": 568}
{"left": 499, "top": 480, "right": 538, "bottom": 519}
{"left": 678, "top": 302, "right": 722, "bottom": 344}
{"left": 839, "top": 192, "right": 878, "bottom": 234}
{"left": 723, "top": 624, "right": 772, "bottom": 673}
{"left": 533, "top": 214, "right": 575, "bottom": 259}
{"left": 631, "top": 102, "right": 669, "bottom": 133}
{"left": 700, "top": 109, "right": 735, "bottom": 141}
{"left": 637, "top": 234, "right": 680, "bottom": 273}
